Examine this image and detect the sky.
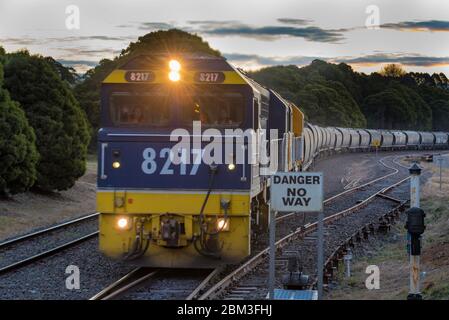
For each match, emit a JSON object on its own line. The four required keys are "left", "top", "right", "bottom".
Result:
{"left": 1, "top": 0, "right": 449, "bottom": 75}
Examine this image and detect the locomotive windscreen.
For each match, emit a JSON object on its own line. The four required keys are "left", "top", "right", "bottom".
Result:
{"left": 108, "top": 87, "right": 245, "bottom": 128}
{"left": 110, "top": 91, "right": 170, "bottom": 127}
{"left": 179, "top": 90, "right": 245, "bottom": 127}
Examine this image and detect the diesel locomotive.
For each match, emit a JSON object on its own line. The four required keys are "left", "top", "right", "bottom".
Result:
{"left": 97, "top": 54, "right": 449, "bottom": 268}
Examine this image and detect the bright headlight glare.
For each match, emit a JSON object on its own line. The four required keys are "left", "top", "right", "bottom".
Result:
{"left": 228, "top": 163, "right": 236, "bottom": 171}
{"left": 216, "top": 218, "right": 229, "bottom": 231}
{"left": 169, "top": 59, "right": 181, "bottom": 71}
{"left": 117, "top": 217, "right": 130, "bottom": 230}
{"left": 169, "top": 71, "right": 180, "bottom": 82}
{"left": 112, "top": 161, "right": 121, "bottom": 169}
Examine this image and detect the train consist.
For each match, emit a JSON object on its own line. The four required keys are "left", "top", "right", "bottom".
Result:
{"left": 97, "top": 54, "right": 449, "bottom": 268}
{"left": 302, "top": 125, "right": 449, "bottom": 170}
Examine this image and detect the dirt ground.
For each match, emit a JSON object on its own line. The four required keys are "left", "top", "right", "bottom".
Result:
{"left": 313, "top": 151, "right": 390, "bottom": 198}
{"left": 326, "top": 158, "right": 449, "bottom": 300}
{"left": 0, "top": 156, "right": 97, "bottom": 241}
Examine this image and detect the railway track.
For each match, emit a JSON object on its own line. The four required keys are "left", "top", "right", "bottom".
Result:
{"left": 90, "top": 268, "right": 219, "bottom": 300}
{"left": 190, "top": 155, "right": 414, "bottom": 300}
{"left": 0, "top": 212, "right": 99, "bottom": 275}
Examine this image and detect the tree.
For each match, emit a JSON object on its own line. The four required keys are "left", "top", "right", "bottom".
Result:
{"left": 250, "top": 61, "right": 367, "bottom": 128}
{"left": 380, "top": 64, "right": 406, "bottom": 78}
{"left": 362, "top": 89, "right": 411, "bottom": 129}
{"left": 45, "top": 57, "right": 79, "bottom": 85}
{"left": 361, "top": 83, "right": 432, "bottom": 130}
{"left": 0, "top": 61, "right": 39, "bottom": 195}
{"left": 295, "top": 82, "right": 366, "bottom": 127}
{"left": 3, "top": 52, "right": 90, "bottom": 191}
{"left": 417, "top": 85, "right": 449, "bottom": 130}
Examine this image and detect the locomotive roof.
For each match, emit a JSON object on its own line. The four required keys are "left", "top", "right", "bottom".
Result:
{"left": 102, "top": 53, "right": 248, "bottom": 84}
{"left": 118, "top": 54, "right": 234, "bottom": 71}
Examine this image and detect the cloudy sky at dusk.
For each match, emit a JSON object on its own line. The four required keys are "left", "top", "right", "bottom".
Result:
{"left": 1, "top": 0, "right": 449, "bottom": 75}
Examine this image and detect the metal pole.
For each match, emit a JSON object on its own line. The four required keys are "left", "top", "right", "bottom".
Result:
{"left": 410, "top": 255, "right": 420, "bottom": 297}
{"left": 344, "top": 249, "right": 352, "bottom": 278}
{"left": 268, "top": 203, "right": 276, "bottom": 300}
{"left": 317, "top": 210, "right": 324, "bottom": 300}
{"left": 410, "top": 163, "right": 420, "bottom": 208}
{"left": 439, "top": 157, "right": 442, "bottom": 191}
{"left": 408, "top": 163, "right": 422, "bottom": 299}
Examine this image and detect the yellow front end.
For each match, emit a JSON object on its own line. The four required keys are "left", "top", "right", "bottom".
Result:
{"left": 97, "top": 190, "right": 251, "bottom": 268}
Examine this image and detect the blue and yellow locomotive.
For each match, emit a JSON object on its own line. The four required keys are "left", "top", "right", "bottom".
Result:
{"left": 97, "top": 54, "right": 304, "bottom": 268}
{"left": 97, "top": 54, "right": 449, "bottom": 268}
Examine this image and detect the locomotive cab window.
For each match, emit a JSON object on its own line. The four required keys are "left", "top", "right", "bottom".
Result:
{"left": 110, "top": 91, "right": 170, "bottom": 126}
{"left": 180, "top": 90, "right": 245, "bottom": 127}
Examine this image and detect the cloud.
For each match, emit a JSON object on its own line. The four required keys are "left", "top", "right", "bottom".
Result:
{"left": 56, "top": 59, "right": 99, "bottom": 67}
{"left": 0, "top": 37, "right": 40, "bottom": 46}
{"left": 138, "top": 22, "right": 173, "bottom": 30}
{"left": 187, "top": 20, "right": 240, "bottom": 28}
{"left": 336, "top": 53, "right": 449, "bottom": 67}
{"left": 56, "top": 47, "right": 122, "bottom": 57}
{"left": 116, "top": 24, "right": 134, "bottom": 28}
{"left": 225, "top": 53, "right": 323, "bottom": 67}
{"left": 277, "top": 18, "right": 314, "bottom": 25}
{"left": 200, "top": 24, "right": 344, "bottom": 43}
{"left": 60, "top": 36, "right": 134, "bottom": 42}
{"left": 381, "top": 20, "right": 449, "bottom": 32}
{"left": 225, "top": 52, "right": 449, "bottom": 70}
{"left": 1, "top": 35, "right": 135, "bottom": 47}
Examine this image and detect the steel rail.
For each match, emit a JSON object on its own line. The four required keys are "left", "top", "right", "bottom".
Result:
{"left": 90, "top": 268, "right": 159, "bottom": 300}
{"left": 0, "top": 212, "right": 99, "bottom": 249}
{"left": 0, "top": 231, "right": 98, "bottom": 275}
{"left": 185, "top": 268, "right": 221, "bottom": 300}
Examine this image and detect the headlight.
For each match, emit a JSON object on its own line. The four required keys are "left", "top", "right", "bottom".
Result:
{"left": 169, "top": 59, "right": 181, "bottom": 71}
{"left": 112, "top": 161, "right": 121, "bottom": 169}
{"left": 228, "top": 163, "right": 236, "bottom": 171}
{"left": 216, "top": 218, "right": 230, "bottom": 231}
{"left": 168, "top": 59, "right": 181, "bottom": 82}
{"left": 168, "top": 71, "right": 180, "bottom": 82}
{"left": 116, "top": 217, "right": 131, "bottom": 230}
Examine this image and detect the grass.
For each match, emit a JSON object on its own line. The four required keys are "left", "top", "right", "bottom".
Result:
{"left": 327, "top": 160, "right": 449, "bottom": 300}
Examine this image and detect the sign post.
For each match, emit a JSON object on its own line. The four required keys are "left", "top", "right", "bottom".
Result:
{"left": 407, "top": 163, "right": 423, "bottom": 300}
{"left": 268, "top": 202, "right": 276, "bottom": 300}
{"left": 270, "top": 172, "right": 324, "bottom": 299}
{"left": 434, "top": 154, "right": 444, "bottom": 191}
{"left": 317, "top": 209, "right": 324, "bottom": 299}
{"left": 372, "top": 139, "right": 380, "bottom": 158}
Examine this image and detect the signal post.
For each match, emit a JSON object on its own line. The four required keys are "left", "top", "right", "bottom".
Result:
{"left": 270, "top": 172, "right": 324, "bottom": 299}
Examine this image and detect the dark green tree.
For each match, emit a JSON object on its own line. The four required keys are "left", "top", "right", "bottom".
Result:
{"left": 251, "top": 59, "right": 447, "bottom": 131}
{"left": 45, "top": 57, "right": 79, "bottom": 85}
{"left": 362, "top": 88, "right": 411, "bottom": 129}
{"left": 0, "top": 61, "right": 39, "bottom": 195}
{"left": 250, "top": 61, "right": 366, "bottom": 128}
{"left": 417, "top": 85, "right": 449, "bottom": 131}
{"left": 3, "top": 51, "right": 90, "bottom": 191}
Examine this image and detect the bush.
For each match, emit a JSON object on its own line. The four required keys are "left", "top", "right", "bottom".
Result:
{"left": 3, "top": 52, "right": 90, "bottom": 191}
{"left": 0, "top": 61, "right": 38, "bottom": 195}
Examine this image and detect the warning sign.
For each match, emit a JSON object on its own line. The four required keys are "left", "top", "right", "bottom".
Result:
{"left": 271, "top": 172, "right": 323, "bottom": 212}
